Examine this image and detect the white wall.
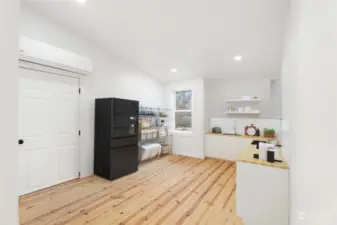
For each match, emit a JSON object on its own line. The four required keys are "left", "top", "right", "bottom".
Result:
{"left": 270, "top": 79, "right": 282, "bottom": 119}
{"left": 0, "top": 1, "right": 19, "bottom": 224}
{"left": 282, "top": 0, "right": 337, "bottom": 224}
{"left": 204, "top": 78, "right": 282, "bottom": 120}
{"left": 164, "top": 78, "right": 205, "bottom": 159}
{"left": 20, "top": 5, "right": 164, "bottom": 176}
{"left": 92, "top": 56, "right": 163, "bottom": 107}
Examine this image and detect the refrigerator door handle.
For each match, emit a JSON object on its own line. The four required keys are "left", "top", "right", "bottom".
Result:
{"left": 129, "top": 124, "right": 136, "bottom": 135}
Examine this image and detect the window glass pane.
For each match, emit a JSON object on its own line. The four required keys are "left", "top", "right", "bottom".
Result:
{"left": 175, "top": 112, "right": 192, "bottom": 130}
{"left": 176, "top": 91, "right": 192, "bottom": 110}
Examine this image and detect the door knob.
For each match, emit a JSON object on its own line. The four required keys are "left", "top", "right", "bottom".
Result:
{"left": 18, "top": 139, "right": 24, "bottom": 145}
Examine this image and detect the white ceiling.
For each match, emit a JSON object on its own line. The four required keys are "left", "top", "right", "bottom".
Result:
{"left": 23, "top": 0, "right": 289, "bottom": 82}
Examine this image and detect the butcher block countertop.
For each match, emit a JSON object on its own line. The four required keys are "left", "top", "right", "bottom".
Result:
{"left": 205, "top": 133, "right": 275, "bottom": 142}
{"left": 236, "top": 144, "right": 289, "bottom": 170}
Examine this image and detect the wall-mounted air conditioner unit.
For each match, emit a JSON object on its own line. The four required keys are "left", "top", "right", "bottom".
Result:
{"left": 19, "top": 36, "right": 93, "bottom": 75}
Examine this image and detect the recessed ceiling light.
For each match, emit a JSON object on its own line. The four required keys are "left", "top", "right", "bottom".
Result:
{"left": 233, "top": 56, "right": 242, "bottom": 61}
{"left": 76, "top": 0, "right": 87, "bottom": 3}
{"left": 171, "top": 68, "right": 177, "bottom": 73}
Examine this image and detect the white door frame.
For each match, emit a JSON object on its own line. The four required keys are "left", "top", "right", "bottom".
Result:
{"left": 19, "top": 59, "right": 85, "bottom": 179}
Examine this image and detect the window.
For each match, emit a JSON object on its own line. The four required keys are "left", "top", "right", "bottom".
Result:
{"left": 175, "top": 90, "right": 192, "bottom": 131}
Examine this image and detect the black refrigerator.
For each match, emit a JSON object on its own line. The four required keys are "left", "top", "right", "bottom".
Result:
{"left": 94, "top": 98, "right": 139, "bottom": 180}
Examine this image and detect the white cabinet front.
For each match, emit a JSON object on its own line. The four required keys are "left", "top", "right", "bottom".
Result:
{"left": 205, "top": 135, "right": 251, "bottom": 161}
{"left": 236, "top": 162, "right": 289, "bottom": 225}
{"left": 18, "top": 68, "right": 80, "bottom": 195}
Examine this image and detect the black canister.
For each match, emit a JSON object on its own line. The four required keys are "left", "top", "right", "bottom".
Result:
{"left": 267, "top": 149, "right": 275, "bottom": 163}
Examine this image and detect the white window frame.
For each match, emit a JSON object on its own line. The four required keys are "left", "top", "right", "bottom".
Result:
{"left": 174, "top": 90, "right": 193, "bottom": 133}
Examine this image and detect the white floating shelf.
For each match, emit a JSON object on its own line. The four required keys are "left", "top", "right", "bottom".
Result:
{"left": 225, "top": 111, "right": 261, "bottom": 115}
{"left": 224, "top": 99, "right": 260, "bottom": 103}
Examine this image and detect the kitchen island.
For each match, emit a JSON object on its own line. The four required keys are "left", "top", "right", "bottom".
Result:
{"left": 236, "top": 144, "right": 289, "bottom": 225}
{"left": 237, "top": 144, "right": 288, "bottom": 169}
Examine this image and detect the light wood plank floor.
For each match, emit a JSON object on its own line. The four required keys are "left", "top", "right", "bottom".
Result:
{"left": 19, "top": 155, "right": 243, "bottom": 225}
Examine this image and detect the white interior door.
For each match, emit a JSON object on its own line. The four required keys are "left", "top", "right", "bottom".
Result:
{"left": 18, "top": 68, "right": 80, "bottom": 195}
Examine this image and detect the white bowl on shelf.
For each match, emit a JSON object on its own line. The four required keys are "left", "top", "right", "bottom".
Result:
{"left": 244, "top": 107, "right": 252, "bottom": 112}
{"left": 242, "top": 96, "right": 252, "bottom": 100}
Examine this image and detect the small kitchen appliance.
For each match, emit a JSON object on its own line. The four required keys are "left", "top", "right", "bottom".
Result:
{"left": 212, "top": 127, "right": 222, "bottom": 133}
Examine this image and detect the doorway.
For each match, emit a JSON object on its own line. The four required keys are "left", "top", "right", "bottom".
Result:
{"left": 18, "top": 67, "right": 80, "bottom": 195}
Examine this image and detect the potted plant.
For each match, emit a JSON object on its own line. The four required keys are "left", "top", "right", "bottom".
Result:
{"left": 264, "top": 128, "right": 276, "bottom": 138}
